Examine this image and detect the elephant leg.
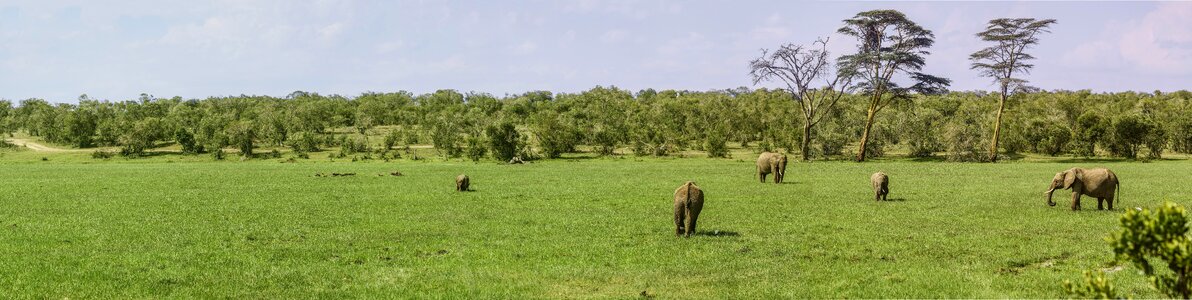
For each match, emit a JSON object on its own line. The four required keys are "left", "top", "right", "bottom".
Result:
{"left": 759, "top": 173, "right": 766, "bottom": 183}
{"left": 674, "top": 203, "right": 685, "bottom": 236}
{"left": 1107, "top": 196, "right": 1115, "bottom": 210}
{"left": 882, "top": 192, "right": 887, "bottom": 202}
{"left": 1097, "top": 198, "right": 1105, "bottom": 210}
{"left": 1071, "top": 193, "right": 1081, "bottom": 210}
{"left": 686, "top": 209, "right": 700, "bottom": 237}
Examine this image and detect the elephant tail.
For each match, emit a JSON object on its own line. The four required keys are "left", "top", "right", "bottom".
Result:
{"left": 684, "top": 181, "right": 694, "bottom": 210}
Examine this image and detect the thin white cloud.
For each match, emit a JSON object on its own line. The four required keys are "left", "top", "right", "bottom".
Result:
{"left": 1064, "top": 2, "right": 1192, "bottom": 75}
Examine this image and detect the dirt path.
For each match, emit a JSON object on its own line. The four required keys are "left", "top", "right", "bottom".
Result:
{"left": 3, "top": 138, "right": 90, "bottom": 152}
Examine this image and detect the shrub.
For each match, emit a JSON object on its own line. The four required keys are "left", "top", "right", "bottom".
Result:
{"left": 1108, "top": 202, "right": 1192, "bottom": 298}
{"left": 1022, "top": 119, "right": 1072, "bottom": 156}
{"left": 943, "top": 119, "right": 987, "bottom": 162}
{"left": 91, "top": 150, "right": 114, "bottom": 159}
{"left": 465, "top": 136, "right": 487, "bottom": 162}
{"left": 340, "top": 135, "right": 370, "bottom": 155}
{"left": 286, "top": 131, "right": 321, "bottom": 153}
{"left": 211, "top": 149, "right": 226, "bottom": 160}
{"left": 1106, "top": 115, "right": 1159, "bottom": 159}
{"left": 486, "top": 122, "right": 522, "bottom": 161}
{"left": 901, "top": 109, "right": 944, "bottom": 157}
{"left": 704, "top": 131, "right": 729, "bottom": 158}
{"left": 1063, "top": 270, "right": 1120, "bottom": 299}
{"left": 1071, "top": 112, "right": 1110, "bottom": 157}
{"left": 383, "top": 129, "right": 400, "bottom": 150}
{"left": 1170, "top": 116, "right": 1192, "bottom": 154}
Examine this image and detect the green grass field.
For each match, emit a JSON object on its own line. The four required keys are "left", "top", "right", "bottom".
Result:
{"left": 2, "top": 147, "right": 1190, "bottom": 298}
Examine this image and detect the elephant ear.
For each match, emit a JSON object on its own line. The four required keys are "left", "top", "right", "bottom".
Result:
{"left": 1064, "top": 169, "right": 1081, "bottom": 189}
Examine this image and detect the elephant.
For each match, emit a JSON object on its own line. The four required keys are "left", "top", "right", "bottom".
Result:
{"left": 871, "top": 172, "right": 889, "bottom": 201}
{"left": 456, "top": 174, "right": 470, "bottom": 192}
{"left": 1045, "top": 167, "right": 1120, "bottom": 211}
{"left": 673, "top": 181, "right": 705, "bottom": 237}
{"left": 756, "top": 152, "right": 788, "bottom": 184}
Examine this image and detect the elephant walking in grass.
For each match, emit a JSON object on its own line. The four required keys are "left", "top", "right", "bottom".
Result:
{"left": 673, "top": 181, "right": 705, "bottom": 237}
{"left": 456, "top": 174, "right": 470, "bottom": 192}
{"left": 871, "top": 172, "right": 889, "bottom": 201}
{"left": 1045, "top": 167, "right": 1119, "bottom": 211}
{"left": 756, "top": 152, "right": 788, "bottom": 184}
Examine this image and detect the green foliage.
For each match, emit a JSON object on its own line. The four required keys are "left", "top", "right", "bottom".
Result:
{"left": 1063, "top": 270, "right": 1123, "bottom": 299}
{"left": 485, "top": 122, "right": 522, "bottom": 162}
{"left": 1106, "top": 115, "right": 1160, "bottom": 159}
{"left": 1072, "top": 112, "right": 1110, "bottom": 157}
{"left": 226, "top": 120, "right": 256, "bottom": 158}
{"left": 90, "top": 150, "right": 114, "bottom": 159}
{"left": 1022, "top": 119, "right": 1072, "bottom": 156}
{"left": 704, "top": 130, "right": 729, "bottom": 158}
{"left": 118, "top": 117, "right": 166, "bottom": 157}
{"left": 464, "top": 136, "right": 487, "bottom": 162}
{"left": 530, "top": 111, "right": 580, "bottom": 159}
{"left": 1170, "top": 116, "right": 1192, "bottom": 154}
{"left": 898, "top": 107, "right": 944, "bottom": 157}
{"left": 339, "top": 135, "right": 370, "bottom": 155}
{"left": 1109, "top": 202, "right": 1192, "bottom": 298}
{"left": 383, "top": 129, "right": 401, "bottom": 150}
{"left": 838, "top": 9, "right": 951, "bottom": 161}
{"left": 6, "top": 87, "right": 1192, "bottom": 162}
{"left": 285, "top": 131, "right": 320, "bottom": 153}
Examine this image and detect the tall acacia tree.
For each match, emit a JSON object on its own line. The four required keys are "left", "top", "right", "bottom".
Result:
{"left": 837, "top": 9, "right": 950, "bottom": 162}
{"left": 971, "top": 18, "right": 1056, "bottom": 162}
{"left": 749, "top": 38, "right": 854, "bottom": 161}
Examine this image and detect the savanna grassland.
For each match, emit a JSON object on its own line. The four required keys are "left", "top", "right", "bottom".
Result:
{"left": 2, "top": 146, "right": 1190, "bottom": 298}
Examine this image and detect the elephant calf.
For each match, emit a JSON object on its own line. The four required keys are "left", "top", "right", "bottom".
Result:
{"left": 871, "top": 172, "right": 889, "bottom": 201}
{"left": 456, "top": 174, "right": 470, "bottom": 192}
{"left": 1046, "top": 167, "right": 1119, "bottom": 211}
{"left": 673, "top": 181, "right": 705, "bottom": 237}
{"left": 756, "top": 152, "right": 788, "bottom": 184}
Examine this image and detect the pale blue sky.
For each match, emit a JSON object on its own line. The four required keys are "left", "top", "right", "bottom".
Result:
{"left": 1, "top": 1, "right": 1189, "bottom": 102}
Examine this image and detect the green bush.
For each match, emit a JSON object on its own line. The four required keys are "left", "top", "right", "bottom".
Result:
{"left": 486, "top": 122, "right": 522, "bottom": 161}
{"left": 1063, "top": 270, "right": 1120, "bottom": 299}
{"left": 704, "top": 131, "right": 729, "bottom": 158}
{"left": 1022, "top": 119, "right": 1071, "bottom": 156}
{"left": 1109, "top": 202, "right": 1192, "bottom": 298}
{"left": 91, "top": 150, "right": 114, "bottom": 159}
{"left": 1072, "top": 112, "right": 1110, "bottom": 157}
{"left": 1170, "top": 116, "right": 1192, "bottom": 154}
{"left": 1106, "top": 115, "right": 1159, "bottom": 159}
{"left": 465, "top": 136, "right": 487, "bottom": 162}
{"left": 901, "top": 109, "right": 944, "bottom": 157}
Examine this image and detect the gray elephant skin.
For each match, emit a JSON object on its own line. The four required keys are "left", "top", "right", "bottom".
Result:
{"left": 1045, "top": 167, "right": 1120, "bottom": 210}
{"left": 673, "top": 181, "right": 705, "bottom": 237}
{"left": 756, "top": 152, "right": 788, "bottom": 184}
{"left": 456, "top": 174, "right": 470, "bottom": 192}
{"left": 871, "top": 172, "right": 889, "bottom": 201}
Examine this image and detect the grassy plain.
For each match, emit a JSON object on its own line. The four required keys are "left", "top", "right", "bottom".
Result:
{"left": 1, "top": 146, "right": 1190, "bottom": 298}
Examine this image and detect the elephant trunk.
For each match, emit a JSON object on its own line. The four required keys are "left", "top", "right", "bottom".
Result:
{"left": 1045, "top": 181, "right": 1057, "bottom": 207}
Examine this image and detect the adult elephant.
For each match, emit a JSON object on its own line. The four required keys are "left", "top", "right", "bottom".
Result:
{"left": 1045, "top": 167, "right": 1119, "bottom": 211}
{"left": 756, "top": 152, "right": 788, "bottom": 184}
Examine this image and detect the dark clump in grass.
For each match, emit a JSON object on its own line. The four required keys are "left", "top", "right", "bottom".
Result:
{"left": 91, "top": 151, "right": 115, "bottom": 159}
{"left": 39, "top": 157, "right": 48, "bottom": 161}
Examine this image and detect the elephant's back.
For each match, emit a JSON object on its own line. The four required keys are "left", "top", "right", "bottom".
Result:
{"left": 756, "top": 152, "right": 775, "bottom": 167}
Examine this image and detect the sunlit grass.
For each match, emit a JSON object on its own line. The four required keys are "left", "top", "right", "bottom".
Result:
{"left": 0, "top": 150, "right": 1187, "bottom": 297}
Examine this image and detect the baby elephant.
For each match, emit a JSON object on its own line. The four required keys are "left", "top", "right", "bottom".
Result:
{"left": 673, "top": 181, "right": 705, "bottom": 237}
{"left": 871, "top": 172, "right": 889, "bottom": 201}
{"left": 455, "top": 174, "right": 470, "bottom": 192}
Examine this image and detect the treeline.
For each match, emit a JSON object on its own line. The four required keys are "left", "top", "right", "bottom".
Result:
{"left": 1, "top": 87, "right": 1190, "bottom": 161}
